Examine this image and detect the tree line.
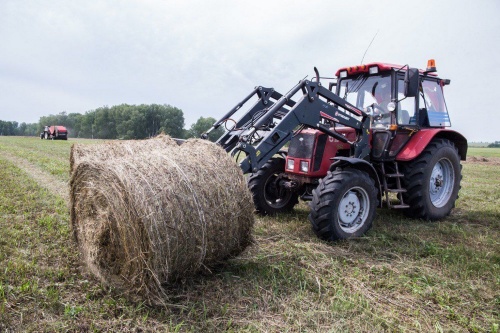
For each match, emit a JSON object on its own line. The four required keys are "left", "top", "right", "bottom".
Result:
{"left": 0, "top": 104, "right": 224, "bottom": 141}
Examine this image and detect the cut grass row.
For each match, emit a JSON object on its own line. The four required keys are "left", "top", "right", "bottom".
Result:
{"left": 0, "top": 137, "right": 498, "bottom": 332}
{"left": 0, "top": 137, "right": 101, "bottom": 182}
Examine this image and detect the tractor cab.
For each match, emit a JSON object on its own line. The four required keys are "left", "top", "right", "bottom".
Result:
{"left": 335, "top": 61, "right": 451, "bottom": 160}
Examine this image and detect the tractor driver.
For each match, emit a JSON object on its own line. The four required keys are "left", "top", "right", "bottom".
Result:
{"left": 371, "top": 82, "right": 392, "bottom": 125}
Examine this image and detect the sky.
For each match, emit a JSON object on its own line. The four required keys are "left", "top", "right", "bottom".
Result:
{"left": 1, "top": 0, "right": 499, "bottom": 142}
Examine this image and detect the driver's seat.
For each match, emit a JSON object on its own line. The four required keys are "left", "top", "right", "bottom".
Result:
{"left": 398, "top": 110, "right": 410, "bottom": 124}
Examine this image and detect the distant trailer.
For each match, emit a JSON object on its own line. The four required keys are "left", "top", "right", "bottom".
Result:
{"left": 40, "top": 125, "right": 68, "bottom": 140}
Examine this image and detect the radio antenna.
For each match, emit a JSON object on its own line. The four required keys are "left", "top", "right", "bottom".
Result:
{"left": 360, "top": 30, "right": 379, "bottom": 64}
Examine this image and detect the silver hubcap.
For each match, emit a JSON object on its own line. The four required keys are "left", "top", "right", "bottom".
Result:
{"left": 337, "top": 187, "right": 370, "bottom": 233}
{"left": 429, "top": 158, "right": 455, "bottom": 208}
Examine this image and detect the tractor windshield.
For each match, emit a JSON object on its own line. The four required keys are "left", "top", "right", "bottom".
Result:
{"left": 338, "top": 75, "right": 392, "bottom": 127}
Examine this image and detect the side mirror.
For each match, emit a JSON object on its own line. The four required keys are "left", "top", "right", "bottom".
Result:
{"left": 404, "top": 68, "right": 419, "bottom": 97}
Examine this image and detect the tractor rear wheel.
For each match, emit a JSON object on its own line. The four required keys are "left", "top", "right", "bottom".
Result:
{"left": 309, "top": 169, "right": 377, "bottom": 241}
{"left": 402, "top": 138, "right": 462, "bottom": 220}
{"left": 248, "top": 157, "right": 299, "bottom": 215}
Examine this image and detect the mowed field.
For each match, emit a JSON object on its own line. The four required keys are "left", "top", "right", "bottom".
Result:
{"left": 0, "top": 136, "right": 498, "bottom": 332}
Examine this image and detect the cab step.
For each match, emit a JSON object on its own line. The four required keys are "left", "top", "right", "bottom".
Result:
{"left": 386, "top": 188, "right": 407, "bottom": 193}
{"left": 391, "top": 204, "right": 410, "bottom": 209}
{"left": 379, "top": 162, "right": 410, "bottom": 210}
{"left": 385, "top": 173, "right": 404, "bottom": 178}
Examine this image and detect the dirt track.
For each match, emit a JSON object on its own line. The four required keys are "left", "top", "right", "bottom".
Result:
{"left": 464, "top": 156, "right": 500, "bottom": 165}
{"left": 1, "top": 151, "right": 69, "bottom": 202}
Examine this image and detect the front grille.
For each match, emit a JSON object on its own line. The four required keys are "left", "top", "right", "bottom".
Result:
{"left": 288, "top": 132, "right": 315, "bottom": 159}
{"left": 313, "top": 134, "right": 327, "bottom": 171}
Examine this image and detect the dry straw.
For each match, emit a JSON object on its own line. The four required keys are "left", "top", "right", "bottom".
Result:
{"left": 70, "top": 136, "right": 254, "bottom": 304}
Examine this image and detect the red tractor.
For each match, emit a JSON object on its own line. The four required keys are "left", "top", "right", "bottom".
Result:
{"left": 203, "top": 60, "right": 467, "bottom": 241}
{"left": 40, "top": 125, "right": 68, "bottom": 140}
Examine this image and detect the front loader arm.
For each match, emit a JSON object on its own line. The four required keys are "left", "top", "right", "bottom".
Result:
{"left": 234, "top": 80, "right": 371, "bottom": 174}
{"left": 203, "top": 86, "right": 296, "bottom": 153}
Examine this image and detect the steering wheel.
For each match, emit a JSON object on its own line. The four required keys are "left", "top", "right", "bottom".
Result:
{"left": 371, "top": 104, "right": 386, "bottom": 114}
{"left": 370, "top": 104, "right": 390, "bottom": 121}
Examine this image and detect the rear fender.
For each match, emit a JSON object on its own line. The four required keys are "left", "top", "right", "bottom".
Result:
{"left": 329, "top": 157, "right": 383, "bottom": 206}
{"left": 396, "top": 129, "right": 468, "bottom": 161}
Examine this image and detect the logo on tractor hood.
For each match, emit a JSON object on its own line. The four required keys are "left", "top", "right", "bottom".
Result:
{"left": 320, "top": 111, "right": 336, "bottom": 122}
{"left": 335, "top": 111, "right": 350, "bottom": 121}
{"left": 344, "top": 104, "right": 362, "bottom": 116}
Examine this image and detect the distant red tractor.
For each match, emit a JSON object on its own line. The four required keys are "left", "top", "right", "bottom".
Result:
{"left": 40, "top": 125, "right": 68, "bottom": 140}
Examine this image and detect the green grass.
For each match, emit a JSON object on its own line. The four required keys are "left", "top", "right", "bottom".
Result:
{"left": 467, "top": 147, "right": 500, "bottom": 158}
{"left": 0, "top": 137, "right": 101, "bottom": 182}
{"left": 0, "top": 136, "right": 499, "bottom": 332}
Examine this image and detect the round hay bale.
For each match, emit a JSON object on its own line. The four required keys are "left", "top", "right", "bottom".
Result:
{"left": 70, "top": 137, "right": 254, "bottom": 303}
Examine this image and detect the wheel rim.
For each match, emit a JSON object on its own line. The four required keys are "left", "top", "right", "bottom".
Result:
{"left": 263, "top": 173, "right": 293, "bottom": 209}
{"left": 429, "top": 158, "right": 455, "bottom": 208}
{"left": 337, "top": 186, "right": 370, "bottom": 233}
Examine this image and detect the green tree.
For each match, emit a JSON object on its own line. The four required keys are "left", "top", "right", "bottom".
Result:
{"left": 186, "top": 117, "right": 224, "bottom": 142}
{"left": 93, "top": 106, "right": 118, "bottom": 139}
{"left": 0, "top": 120, "right": 18, "bottom": 135}
{"left": 66, "top": 113, "right": 83, "bottom": 137}
{"left": 116, "top": 107, "right": 147, "bottom": 139}
{"left": 159, "top": 105, "right": 185, "bottom": 138}
{"left": 32, "top": 103, "right": 185, "bottom": 139}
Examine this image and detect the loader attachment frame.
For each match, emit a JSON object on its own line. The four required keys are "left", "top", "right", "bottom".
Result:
{"left": 204, "top": 79, "right": 371, "bottom": 174}
{"left": 202, "top": 86, "right": 296, "bottom": 153}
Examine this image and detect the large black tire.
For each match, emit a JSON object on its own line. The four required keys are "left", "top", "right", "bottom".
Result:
{"left": 248, "top": 158, "right": 299, "bottom": 215}
{"left": 309, "top": 169, "right": 378, "bottom": 241}
{"left": 402, "top": 138, "right": 462, "bottom": 220}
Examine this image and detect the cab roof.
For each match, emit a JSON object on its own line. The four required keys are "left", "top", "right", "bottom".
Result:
{"left": 335, "top": 62, "right": 438, "bottom": 77}
{"left": 335, "top": 62, "right": 402, "bottom": 77}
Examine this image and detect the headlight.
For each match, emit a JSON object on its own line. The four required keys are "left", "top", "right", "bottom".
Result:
{"left": 287, "top": 159, "right": 295, "bottom": 170}
{"left": 387, "top": 102, "right": 396, "bottom": 112}
{"left": 300, "top": 161, "right": 309, "bottom": 172}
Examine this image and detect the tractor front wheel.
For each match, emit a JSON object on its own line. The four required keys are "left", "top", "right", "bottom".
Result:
{"left": 402, "top": 138, "right": 462, "bottom": 220}
{"left": 309, "top": 169, "right": 378, "bottom": 241}
{"left": 248, "top": 157, "right": 299, "bottom": 215}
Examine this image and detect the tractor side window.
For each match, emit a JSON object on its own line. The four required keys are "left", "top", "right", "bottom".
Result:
{"left": 420, "top": 80, "right": 451, "bottom": 127}
{"left": 397, "top": 79, "right": 416, "bottom": 125}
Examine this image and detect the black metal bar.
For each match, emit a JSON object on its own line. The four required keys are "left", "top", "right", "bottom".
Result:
{"left": 250, "top": 80, "right": 305, "bottom": 132}
{"left": 317, "top": 124, "right": 352, "bottom": 144}
{"left": 214, "top": 87, "right": 259, "bottom": 128}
